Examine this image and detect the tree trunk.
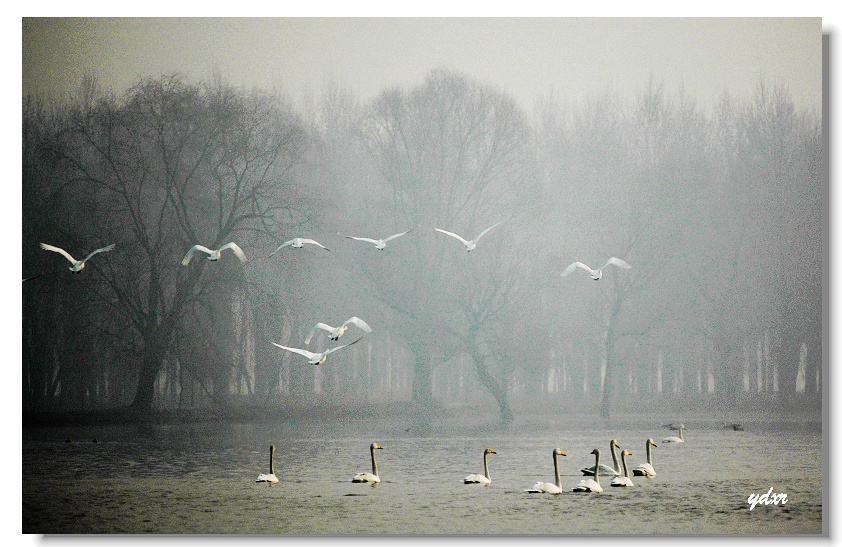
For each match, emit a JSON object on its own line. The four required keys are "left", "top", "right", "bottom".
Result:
{"left": 468, "top": 335, "right": 514, "bottom": 426}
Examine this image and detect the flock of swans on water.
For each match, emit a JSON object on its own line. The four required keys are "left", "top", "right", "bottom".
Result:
{"left": 256, "top": 424, "right": 688, "bottom": 493}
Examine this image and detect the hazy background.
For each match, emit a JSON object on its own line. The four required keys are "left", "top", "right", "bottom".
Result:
{"left": 22, "top": 18, "right": 822, "bottom": 114}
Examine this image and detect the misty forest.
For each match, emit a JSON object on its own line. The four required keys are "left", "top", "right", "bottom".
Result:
{"left": 22, "top": 68, "right": 822, "bottom": 426}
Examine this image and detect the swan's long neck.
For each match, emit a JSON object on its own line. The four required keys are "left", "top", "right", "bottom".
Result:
{"left": 370, "top": 446, "right": 379, "bottom": 477}
{"left": 269, "top": 445, "right": 275, "bottom": 475}
{"left": 552, "top": 452, "right": 561, "bottom": 487}
{"left": 610, "top": 442, "right": 619, "bottom": 471}
{"left": 646, "top": 441, "right": 654, "bottom": 465}
{"left": 679, "top": 427, "right": 684, "bottom": 441}
{"left": 593, "top": 451, "right": 600, "bottom": 483}
{"left": 621, "top": 452, "right": 630, "bottom": 479}
{"left": 483, "top": 451, "right": 491, "bottom": 480}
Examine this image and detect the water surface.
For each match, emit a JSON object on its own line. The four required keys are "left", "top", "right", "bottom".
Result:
{"left": 22, "top": 412, "right": 823, "bottom": 535}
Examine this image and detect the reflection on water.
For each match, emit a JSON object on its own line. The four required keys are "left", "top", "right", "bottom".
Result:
{"left": 22, "top": 413, "right": 823, "bottom": 535}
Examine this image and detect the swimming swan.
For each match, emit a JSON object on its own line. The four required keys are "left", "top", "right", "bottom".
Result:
{"left": 610, "top": 450, "right": 634, "bottom": 487}
{"left": 632, "top": 438, "right": 658, "bottom": 477}
{"left": 268, "top": 238, "right": 331, "bottom": 256}
{"left": 181, "top": 242, "right": 247, "bottom": 265}
{"left": 463, "top": 448, "right": 497, "bottom": 484}
{"left": 573, "top": 449, "right": 604, "bottom": 492}
{"left": 352, "top": 443, "right": 383, "bottom": 483}
{"left": 304, "top": 316, "right": 372, "bottom": 345}
{"left": 256, "top": 445, "right": 279, "bottom": 484}
{"left": 662, "top": 423, "right": 686, "bottom": 443}
{"left": 525, "top": 448, "right": 566, "bottom": 494}
{"left": 39, "top": 242, "right": 115, "bottom": 273}
{"left": 434, "top": 221, "right": 502, "bottom": 252}
{"left": 561, "top": 257, "right": 631, "bottom": 280}
{"left": 580, "top": 439, "right": 621, "bottom": 476}
{"left": 271, "top": 336, "right": 364, "bottom": 365}
{"left": 340, "top": 229, "right": 413, "bottom": 250}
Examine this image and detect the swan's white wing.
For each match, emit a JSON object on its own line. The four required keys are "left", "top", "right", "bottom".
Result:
{"left": 182, "top": 245, "right": 213, "bottom": 265}
{"left": 434, "top": 228, "right": 470, "bottom": 245}
{"left": 525, "top": 482, "right": 561, "bottom": 494}
{"left": 342, "top": 316, "right": 372, "bottom": 334}
{"left": 572, "top": 478, "right": 602, "bottom": 492}
{"left": 39, "top": 243, "right": 77, "bottom": 264}
{"left": 463, "top": 474, "right": 490, "bottom": 484}
{"left": 269, "top": 240, "right": 294, "bottom": 257}
{"left": 220, "top": 242, "right": 248, "bottom": 262}
{"left": 81, "top": 243, "right": 116, "bottom": 263}
{"left": 299, "top": 238, "right": 331, "bottom": 251}
{"left": 633, "top": 463, "right": 656, "bottom": 476}
{"left": 256, "top": 473, "right": 278, "bottom": 483}
{"left": 610, "top": 476, "right": 634, "bottom": 487}
{"left": 304, "top": 323, "right": 336, "bottom": 345}
{"left": 271, "top": 342, "right": 319, "bottom": 360}
{"left": 383, "top": 229, "right": 413, "bottom": 242}
{"left": 603, "top": 257, "right": 631, "bottom": 270}
{"left": 341, "top": 234, "right": 379, "bottom": 245}
{"left": 323, "top": 335, "right": 365, "bottom": 355}
{"left": 351, "top": 472, "right": 380, "bottom": 483}
{"left": 561, "top": 262, "right": 594, "bottom": 277}
{"left": 473, "top": 221, "right": 502, "bottom": 243}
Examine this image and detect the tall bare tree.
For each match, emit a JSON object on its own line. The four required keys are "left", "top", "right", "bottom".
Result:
{"left": 49, "top": 75, "right": 307, "bottom": 409}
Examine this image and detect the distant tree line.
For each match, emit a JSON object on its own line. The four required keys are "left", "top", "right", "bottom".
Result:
{"left": 22, "top": 69, "right": 822, "bottom": 422}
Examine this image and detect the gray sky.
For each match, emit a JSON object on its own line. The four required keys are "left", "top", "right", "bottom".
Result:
{"left": 22, "top": 17, "right": 823, "bottom": 113}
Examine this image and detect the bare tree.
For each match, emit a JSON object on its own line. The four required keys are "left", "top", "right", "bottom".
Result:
{"left": 50, "top": 74, "right": 307, "bottom": 410}
{"left": 356, "top": 69, "right": 537, "bottom": 424}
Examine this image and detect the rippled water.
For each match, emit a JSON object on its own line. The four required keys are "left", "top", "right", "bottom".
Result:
{"left": 22, "top": 412, "right": 823, "bottom": 535}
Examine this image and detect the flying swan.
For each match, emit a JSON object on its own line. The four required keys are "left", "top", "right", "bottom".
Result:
{"left": 271, "top": 336, "right": 364, "bottom": 365}
{"left": 463, "top": 448, "right": 497, "bottom": 485}
{"left": 434, "top": 221, "right": 502, "bottom": 252}
{"left": 39, "top": 242, "right": 115, "bottom": 273}
{"left": 351, "top": 442, "right": 383, "bottom": 483}
{"left": 256, "top": 445, "right": 279, "bottom": 484}
{"left": 610, "top": 450, "right": 634, "bottom": 487}
{"left": 662, "top": 423, "right": 686, "bottom": 444}
{"left": 572, "top": 449, "right": 604, "bottom": 493}
{"left": 561, "top": 257, "right": 631, "bottom": 280}
{"left": 305, "top": 316, "right": 372, "bottom": 345}
{"left": 340, "top": 229, "right": 413, "bottom": 251}
{"left": 181, "top": 243, "right": 247, "bottom": 265}
{"left": 632, "top": 438, "right": 658, "bottom": 477}
{"left": 580, "top": 439, "right": 621, "bottom": 476}
{"left": 525, "top": 448, "right": 567, "bottom": 494}
{"left": 268, "top": 238, "right": 331, "bottom": 256}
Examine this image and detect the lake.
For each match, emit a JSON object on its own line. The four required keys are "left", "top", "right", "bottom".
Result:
{"left": 22, "top": 410, "right": 823, "bottom": 535}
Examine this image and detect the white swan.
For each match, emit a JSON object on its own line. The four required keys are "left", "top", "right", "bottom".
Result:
{"left": 561, "top": 257, "right": 631, "bottom": 280}
{"left": 580, "top": 439, "right": 621, "bottom": 476}
{"left": 525, "top": 448, "right": 566, "bottom": 494}
{"left": 663, "top": 423, "right": 686, "bottom": 443}
{"left": 463, "top": 448, "right": 496, "bottom": 485}
{"left": 632, "top": 438, "right": 658, "bottom": 477}
{"left": 39, "top": 242, "right": 115, "bottom": 273}
{"left": 256, "top": 444, "right": 279, "bottom": 484}
{"left": 268, "top": 237, "right": 331, "bottom": 256}
{"left": 181, "top": 242, "right": 247, "bottom": 265}
{"left": 340, "top": 229, "right": 413, "bottom": 251}
{"left": 434, "top": 221, "right": 502, "bottom": 252}
{"left": 270, "top": 336, "right": 363, "bottom": 365}
{"left": 573, "top": 449, "right": 604, "bottom": 493}
{"left": 610, "top": 450, "right": 634, "bottom": 487}
{"left": 304, "top": 316, "right": 372, "bottom": 345}
{"left": 352, "top": 443, "right": 383, "bottom": 483}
